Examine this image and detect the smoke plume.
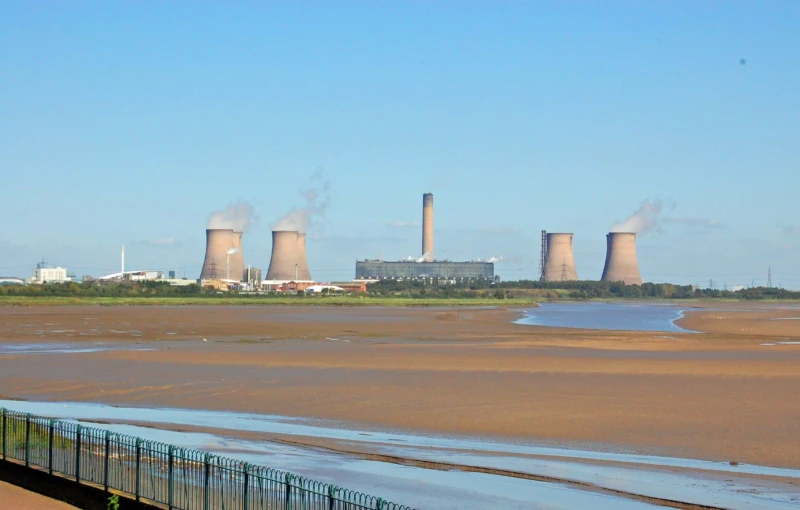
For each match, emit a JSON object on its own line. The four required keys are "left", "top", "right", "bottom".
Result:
{"left": 611, "top": 199, "right": 663, "bottom": 234}
{"left": 487, "top": 255, "right": 504, "bottom": 263}
{"left": 207, "top": 201, "right": 256, "bottom": 232}
{"left": 272, "top": 171, "right": 330, "bottom": 233}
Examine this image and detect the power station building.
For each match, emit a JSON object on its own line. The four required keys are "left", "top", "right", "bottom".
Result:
{"left": 356, "top": 260, "right": 494, "bottom": 280}
{"left": 355, "top": 193, "right": 495, "bottom": 281}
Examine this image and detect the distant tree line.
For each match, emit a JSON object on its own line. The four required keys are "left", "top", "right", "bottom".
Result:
{"left": 1, "top": 279, "right": 798, "bottom": 301}
{"left": 364, "top": 278, "right": 505, "bottom": 299}
{"left": 366, "top": 279, "right": 800, "bottom": 300}
{"left": 0, "top": 280, "right": 205, "bottom": 297}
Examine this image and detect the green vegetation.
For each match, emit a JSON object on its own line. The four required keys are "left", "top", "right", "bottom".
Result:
{"left": 0, "top": 295, "right": 539, "bottom": 307}
{"left": 0, "top": 279, "right": 538, "bottom": 306}
{"left": 1, "top": 278, "right": 797, "bottom": 307}
{"left": 107, "top": 494, "right": 120, "bottom": 510}
{"left": 4, "top": 419, "right": 75, "bottom": 450}
{"left": 0, "top": 281, "right": 532, "bottom": 307}
{"left": 368, "top": 279, "right": 800, "bottom": 300}
{"left": 0, "top": 280, "right": 205, "bottom": 298}
{"left": 493, "top": 280, "right": 800, "bottom": 300}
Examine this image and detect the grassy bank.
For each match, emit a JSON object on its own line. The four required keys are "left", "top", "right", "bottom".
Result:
{"left": 0, "top": 295, "right": 540, "bottom": 307}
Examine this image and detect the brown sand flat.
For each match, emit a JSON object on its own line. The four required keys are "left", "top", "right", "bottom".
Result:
{"left": 0, "top": 481, "right": 78, "bottom": 509}
{"left": 1, "top": 304, "right": 799, "bottom": 469}
{"left": 677, "top": 305, "right": 800, "bottom": 337}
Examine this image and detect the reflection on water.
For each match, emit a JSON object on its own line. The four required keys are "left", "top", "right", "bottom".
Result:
{"left": 516, "top": 302, "right": 694, "bottom": 332}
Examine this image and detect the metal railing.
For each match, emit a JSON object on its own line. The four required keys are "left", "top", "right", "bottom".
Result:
{"left": 0, "top": 408, "right": 413, "bottom": 510}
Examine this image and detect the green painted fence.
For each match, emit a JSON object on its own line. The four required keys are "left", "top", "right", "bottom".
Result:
{"left": 0, "top": 408, "right": 413, "bottom": 510}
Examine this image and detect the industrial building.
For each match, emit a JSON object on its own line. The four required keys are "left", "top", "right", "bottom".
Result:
{"left": 355, "top": 193, "right": 495, "bottom": 281}
{"left": 356, "top": 260, "right": 493, "bottom": 280}
{"left": 243, "top": 266, "right": 262, "bottom": 287}
{"left": 30, "top": 262, "right": 70, "bottom": 284}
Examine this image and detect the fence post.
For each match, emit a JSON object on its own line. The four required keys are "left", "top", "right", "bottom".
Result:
{"left": 328, "top": 485, "right": 337, "bottom": 510}
{"left": 24, "top": 414, "right": 31, "bottom": 467}
{"left": 1, "top": 409, "right": 6, "bottom": 460}
{"left": 168, "top": 445, "right": 175, "bottom": 510}
{"left": 75, "top": 425, "right": 82, "bottom": 483}
{"left": 203, "top": 454, "right": 211, "bottom": 510}
{"left": 135, "top": 438, "right": 141, "bottom": 502}
{"left": 48, "top": 419, "right": 55, "bottom": 475}
{"left": 284, "top": 473, "right": 292, "bottom": 510}
{"left": 242, "top": 463, "right": 250, "bottom": 510}
{"left": 375, "top": 497, "right": 384, "bottom": 510}
{"left": 104, "top": 431, "right": 111, "bottom": 491}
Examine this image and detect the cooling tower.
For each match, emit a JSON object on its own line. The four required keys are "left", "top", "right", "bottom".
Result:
{"left": 422, "top": 193, "right": 434, "bottom": 262}
{"left": 232, "top": 231, "right": 245, "bottom": 279}
{"left": 296, "top": 233, "right": 312, "bottom": 281}
{"left": 601, "top": 232, "right": 643, "bottom": 285}
{"left": 265, "top": 230, "right": 312, "bottom": 281}
{"left": 544, "top": 233, "right": 578, "bottom": 281}
{"left": 200, "top": 229, "right": 245, "bottom": 281}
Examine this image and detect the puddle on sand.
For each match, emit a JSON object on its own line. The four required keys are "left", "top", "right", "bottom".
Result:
{"left": 515, "top": 303, "right": 695, "bottom": 333}
{"left": 1, "top": 400, "right": 798, "bottom": 510}
{"left": 0, "top": 343, "right": 157, "bottom": 355}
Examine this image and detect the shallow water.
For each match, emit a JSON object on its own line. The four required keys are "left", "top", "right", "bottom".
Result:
{"left": 0, "top": 402, "right": 661, "bottom": 509}
{"left": 1, "top": 400, "right": 797, "bottom": 510}
{"left": 0, "top": 343, "right": 157, "bottom": 354}
{"left": 516, "top": 302, "right": 694, "bottom": 332}
{"left": 3, "top": 400, "right": 796, "bottom": 478}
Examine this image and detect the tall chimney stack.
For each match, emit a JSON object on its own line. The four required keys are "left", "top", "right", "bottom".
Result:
{"left": 422, "top": 193, "right": 434, "bottom": 262}
{"left": 543, "top": 233, "right": 578, "bottom": 281}
{"left": 601, "top": 232, "right": 643, "bottom": 285}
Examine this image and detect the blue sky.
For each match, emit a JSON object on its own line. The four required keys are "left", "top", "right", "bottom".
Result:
{"left": 1, "top": 2, "right": 798, "bottom": 287}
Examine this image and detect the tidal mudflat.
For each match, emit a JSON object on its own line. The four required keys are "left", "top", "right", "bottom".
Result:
{"left": 1, "top": 304, "right": 799, "bottom": 507}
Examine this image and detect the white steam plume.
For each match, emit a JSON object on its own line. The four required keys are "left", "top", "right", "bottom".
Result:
{"left": 487, "top": 255, "right": 504, "bottom": 263}
{"left": 207, "top": 201, "right": 256, "bottom": 232}
{"left": 272, "top": 171, "right": 330, "bottom": 233}
{"left": 611, "top": 199, "right": 663, "bottom": 234}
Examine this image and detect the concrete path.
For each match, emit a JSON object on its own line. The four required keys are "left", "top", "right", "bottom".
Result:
{"left": 0, "top": 481, "right": 78, "bottom": 509}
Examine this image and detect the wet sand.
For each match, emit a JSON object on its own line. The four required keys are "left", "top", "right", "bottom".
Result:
{"left": 1, "top": 304, "right": 799, "bottom": 470}
{"left": 677, "top": 303, "right": 800, "bottom": 337}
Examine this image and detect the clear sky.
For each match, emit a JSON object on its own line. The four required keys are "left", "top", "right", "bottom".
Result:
{"left": 1, "top": 2, "right": 798, "bottom": 287}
